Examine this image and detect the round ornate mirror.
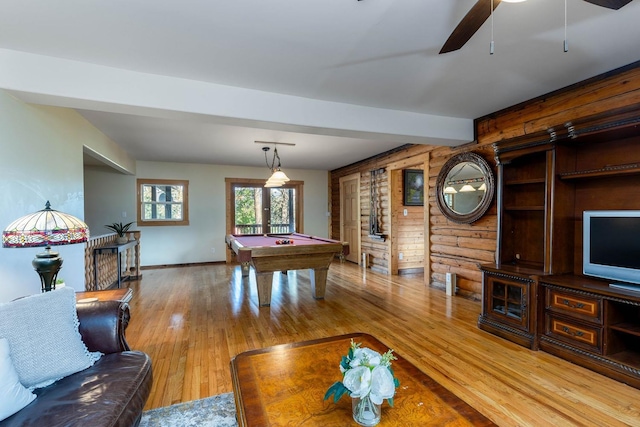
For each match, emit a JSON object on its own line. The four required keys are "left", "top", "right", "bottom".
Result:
{"left": 435, "top": 152, "right": 494, "bottom": 224}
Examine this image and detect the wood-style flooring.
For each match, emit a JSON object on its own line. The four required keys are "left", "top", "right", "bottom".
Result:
{"left": 124, "top": 262, "right": 640, "bottom": 426}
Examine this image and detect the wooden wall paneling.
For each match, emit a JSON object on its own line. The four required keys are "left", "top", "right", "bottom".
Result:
{"left": 330, "top": 62, "right": 640, "bottom": 299}
{"left": 426, "top": 145, "right": 497, "bottom": 293}
{"left": 423, "top": 155, "right": 430, "bottom": 287}
{"left": 475, "top": 62, "right": 640, "bottom": 145}
{"left": 387, "top": 153, "right": 429, "bottom": 278}
{"left": 389, "top": 169, "right": 401, "bottom": 275}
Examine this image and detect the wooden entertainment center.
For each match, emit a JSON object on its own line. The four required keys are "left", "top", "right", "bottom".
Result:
{"left": 479, "top": 104, "right": 640, "bottom": 389}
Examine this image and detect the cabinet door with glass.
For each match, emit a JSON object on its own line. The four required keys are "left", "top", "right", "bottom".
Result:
{"left": 484, "top": 273, "right": 532, "bottom": 331}
{"left": 478, "top": 268, "right": 538, "bottom": 349}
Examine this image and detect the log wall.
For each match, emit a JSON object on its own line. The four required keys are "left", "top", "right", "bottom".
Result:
{"left": 330, "top": 60, "right": 640, "bottom": 298}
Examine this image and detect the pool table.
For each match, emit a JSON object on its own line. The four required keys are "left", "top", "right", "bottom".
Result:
{"left": 225, "top": 233, "right": 349, "bottom": 306}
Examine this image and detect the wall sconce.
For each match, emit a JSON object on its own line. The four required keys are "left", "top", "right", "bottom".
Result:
{"left": 2, "top": 201, "right": 89, "bottom": 292}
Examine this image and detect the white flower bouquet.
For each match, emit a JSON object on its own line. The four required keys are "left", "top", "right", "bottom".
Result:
{"left": 324, "top": 339, "right": 400, "bottom": 406}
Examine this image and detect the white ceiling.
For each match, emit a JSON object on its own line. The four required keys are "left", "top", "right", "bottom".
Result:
{"left": 1, "top": 0, "right": 639, "bottom": 171}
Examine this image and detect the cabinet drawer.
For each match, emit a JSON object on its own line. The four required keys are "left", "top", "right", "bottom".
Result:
{"left": 546, "top": 288, "right": 602, "bottom": 323}
{"left": 544, "top": 314, "right": 602, "bottom": 353}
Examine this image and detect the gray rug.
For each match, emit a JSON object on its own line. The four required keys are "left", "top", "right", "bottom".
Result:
{"left": 139, "top": 392, "right": 238, "bottom": 427}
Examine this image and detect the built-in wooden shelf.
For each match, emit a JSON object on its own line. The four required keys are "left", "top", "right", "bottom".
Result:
{"left": 504, "top": 178, "right": 546, "bottom": 185}
{"left": 610, "top": 350, "right": 640, "bottom": 369}
{"left": 504, "top": 206, "right": 545, "bottom": 211}
{"left": 559, "top": 163, "right": 640, "bottom": 180}
{"left": 611, "top": 323, "right": 640, "bottom": 337}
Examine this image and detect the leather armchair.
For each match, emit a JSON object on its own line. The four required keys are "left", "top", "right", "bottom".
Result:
{"left": 0, "top": 300, "right": 153, "bottom": 427}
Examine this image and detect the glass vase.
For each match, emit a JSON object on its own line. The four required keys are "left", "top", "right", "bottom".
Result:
{"left": 352, "top": 395, "right": 381, "bottom": 426}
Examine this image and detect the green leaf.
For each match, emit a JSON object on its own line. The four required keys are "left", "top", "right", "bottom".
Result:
{"left": 340, "top": 355, "right": 350, "bottom": 371}
{"left": 324, "top": 382, "right": 340, "bottom": 401}
{"left": 324, "top": 381, "right": 350, "bottom": 403}
{"left": 387, "top": 397, "right": 394, "bottom": 407}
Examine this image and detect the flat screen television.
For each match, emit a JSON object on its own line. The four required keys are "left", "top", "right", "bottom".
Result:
{"left": 583, "top": 210, "right": 640, "bottom": 291}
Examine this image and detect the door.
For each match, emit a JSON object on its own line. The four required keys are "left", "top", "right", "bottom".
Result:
{"left": 231, "top": 181, "right": 299, "bottom": 235}
{"left": 340, "top": 174, "right": 361, "bottom": 264}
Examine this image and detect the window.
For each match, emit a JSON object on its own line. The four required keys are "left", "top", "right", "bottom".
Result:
{"left": 225, "top": 178, "right": 303, "bottom": 235}
{"left": 137, "top": 179, "right": 189, "bottom": 226}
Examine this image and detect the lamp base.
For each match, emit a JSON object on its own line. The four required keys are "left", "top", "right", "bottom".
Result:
{"left": 32, "top": 246, "right": 63, "bottom": 292}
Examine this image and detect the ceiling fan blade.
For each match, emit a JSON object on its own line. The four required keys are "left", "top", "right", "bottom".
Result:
{"left": 440, "top": 0, "right": 501, "bottom": 54}
{"left": 582, "top": 0, "right": 633, "bottom": 9}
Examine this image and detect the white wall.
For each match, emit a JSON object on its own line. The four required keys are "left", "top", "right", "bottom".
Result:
{"left": 133, "top": 161, "right": 329, "bottom": 266}
{"left": 83, "top": 165, "right": 136, "bottom": 236}
{"left": 0, "top": 88, "right": 330, "bottom": 300}
{"left": 0, "top": 90, "right": 133, "bottom": 302}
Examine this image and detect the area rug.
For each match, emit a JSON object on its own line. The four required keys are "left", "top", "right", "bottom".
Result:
{"left": 139, "top": 392, "right": 238, "bottom": 427}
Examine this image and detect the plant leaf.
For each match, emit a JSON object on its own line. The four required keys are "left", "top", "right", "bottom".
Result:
{"left": 387, "top": 397, "right": 394, "bottom": 407}
{"left": 324, "top": 381, "right": 350, "bottom": 403}
{"left": 340, "top": 355, "right": 350, "bottom": 371}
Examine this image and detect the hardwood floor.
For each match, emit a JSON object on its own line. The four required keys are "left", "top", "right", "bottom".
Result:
{"left": 124, "top": 262, "right": 640, "bottom": 426}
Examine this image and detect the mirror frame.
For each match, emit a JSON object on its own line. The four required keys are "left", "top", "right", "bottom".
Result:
{"left": 435, "top": 152, "right": 495, "bottom": 224}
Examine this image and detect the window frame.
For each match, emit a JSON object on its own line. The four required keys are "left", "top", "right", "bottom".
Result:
{"left": 136, "top": 178, "right": 190, "bottom": 226}
{"left": 225, "top": 178, "right": 304, "bottom": 235}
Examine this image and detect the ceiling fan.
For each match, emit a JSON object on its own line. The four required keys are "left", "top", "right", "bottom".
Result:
{"left": 439, "top": 0, "right": 634, "bottom": 54}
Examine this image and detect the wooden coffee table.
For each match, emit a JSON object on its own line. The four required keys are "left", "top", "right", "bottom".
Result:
{"left": 230, "top": 333, "right": 496, "bottom": 426}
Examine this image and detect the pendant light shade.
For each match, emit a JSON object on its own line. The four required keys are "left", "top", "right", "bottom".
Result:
{"left": 262, "top": 145, "right": 291, "bottom": 188}
{"left": 443, "top": 186, "right": 458, "bottom": 194}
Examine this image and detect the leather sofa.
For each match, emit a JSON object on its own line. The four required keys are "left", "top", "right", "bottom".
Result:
{"left": 0, "top": 300, "right": 153, "bottom": 427}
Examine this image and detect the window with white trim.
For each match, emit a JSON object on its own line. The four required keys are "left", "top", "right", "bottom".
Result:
{"left": 137, "top": 179, "right": 189, "bottom": 226}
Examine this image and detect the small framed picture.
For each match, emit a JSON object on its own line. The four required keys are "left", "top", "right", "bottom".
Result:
{"left": 404, "top": 169, "right": 424, "bottom": 206}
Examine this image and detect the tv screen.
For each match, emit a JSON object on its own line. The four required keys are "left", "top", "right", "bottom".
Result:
{"left": 583, "top": 211, "right": 640, "bottom": 287}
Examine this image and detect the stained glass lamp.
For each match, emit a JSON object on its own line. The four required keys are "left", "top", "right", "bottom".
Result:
{"left": 2, "top": 201, "right": 89, "bottom": 292}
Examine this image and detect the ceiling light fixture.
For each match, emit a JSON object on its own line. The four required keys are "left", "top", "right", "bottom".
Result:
{"left": 262, "top": 146, "right": 290, "bottom": 188}
{"left": 443, "top": 186, "right": 458, "bottom": 194}
{"left": 459, "top": 184, "right": 477, "bottom": 192}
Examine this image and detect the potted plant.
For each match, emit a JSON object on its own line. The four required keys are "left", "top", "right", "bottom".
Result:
{"left": 105, "top": 222, "right": 134, "bottom": 244}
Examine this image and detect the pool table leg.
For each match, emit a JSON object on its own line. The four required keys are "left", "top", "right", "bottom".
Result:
{"left": 310, "top": 267, "right": 329, "bottom": 299}
{"left": 255, "top": 271, "right": 274, "bottom": 306}
{"left": 241, "top": 262, "right": 250, "bottom": 277}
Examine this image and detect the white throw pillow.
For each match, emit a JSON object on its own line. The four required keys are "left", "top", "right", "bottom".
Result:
{"left": 0, "top": 338, "right": 36, "bottom": 421}
{"left": 0, "top": 287, "right": 101, "bottom": 390}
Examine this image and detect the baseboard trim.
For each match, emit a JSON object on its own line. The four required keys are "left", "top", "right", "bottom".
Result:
{"left": 398, "top": 268, "right": 424, "bottom": 276}
{"left": 141, "top": 261, "right": 225, "bottom": 270}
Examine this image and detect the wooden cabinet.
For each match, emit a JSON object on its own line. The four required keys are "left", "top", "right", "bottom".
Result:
{"left": 478, "top": 266, "right": 537, "bottom": 349}
{"left": 479, "top": 131, "right": 571, "bottom": 349}
{"left": 492, "top": 133, "right": 575, "bottom": 275}
{"left": 480, "top": 105, "right": 640, "bottom": 388}
{"left": 539, "top": 276, "right": 640, "bottom": 389}
{"left": 543, "top": 285, "right": 603, "bottom": 353}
